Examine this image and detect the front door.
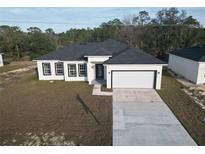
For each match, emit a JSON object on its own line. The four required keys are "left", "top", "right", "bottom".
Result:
{"left": 96, "top": 64, "right": 104, "bottom": 79}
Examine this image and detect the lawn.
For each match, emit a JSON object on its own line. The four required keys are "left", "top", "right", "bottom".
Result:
{"left": 0, "top": 74, "right": 112, "bottom": 145}
{"left": 157, "top": 71, "right": 205, "bottom": 145}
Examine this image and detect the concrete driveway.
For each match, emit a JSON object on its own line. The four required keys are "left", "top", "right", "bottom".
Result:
{"left": 113, "top": 89, "right": 196, "bottom": 146}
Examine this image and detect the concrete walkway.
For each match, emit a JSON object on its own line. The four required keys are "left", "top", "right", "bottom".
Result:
{"left": 113, "top": 89, "right": 196, "bottom": 146}
{"left": 92, "top": 81, "right": 112, "bottom": 96}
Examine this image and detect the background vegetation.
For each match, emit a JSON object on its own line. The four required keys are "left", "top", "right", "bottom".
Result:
{"left": 0, "top": 8, "right": 205, "bottom": 63}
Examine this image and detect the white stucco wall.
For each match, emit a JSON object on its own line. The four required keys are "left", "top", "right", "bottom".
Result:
{"left": 36, "top": 56, "right": 110, "bottom": 83}
{"left": 0, "top": 54, "right": 3, "bottom": 67}
{"left": 63, "top": 61, "right": 88, "bottom": 81}
{"left": 168, "top": 54, "right": 200, "bottom": 83}
{"left": 196, "top": 62, "right": 205, "bottom": 84}
{"left": 37, "top": 60, "right": 65, "bottom": 80}
{"left": 105, "top": 64, "right": 163, "bottom": 89}
{"left": 86, "top": 56, "right": 110, "bottom": 84}
{"left": 36, "top": 57, "right": 164, "bottom": 89}
{"left": 36, "top": 60, "right": 88, "bottom": 81}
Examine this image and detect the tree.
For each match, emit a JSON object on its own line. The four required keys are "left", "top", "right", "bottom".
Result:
{"left": 0, "top": 26, "right": 25, "bottom": 59}
{"left": 45, "top": 28, "right": 55, "bottom": 34}
{"left": 99, "top": 18, "right": 123, "bottom": 40}
{"left": 0, "top": 7, "right": 204, "bottom": 62}
{"left": 133, "top": 11, "right": 151, "bottom": 25}
{"left": 156, "top": 7, "right": 180, "bottom": 25}
{"left": 183, "top": 16, "right": 200, "bottom": 27}
{"left": 107, "top": 18, "right": 123, "bottom": 26}
{"left": 26, "top": 26, "right": 57, "bottom": 59}
{"left": 27, "top": 27, "right": 42, "bottom": 34}
{"left": 178, "top": 10, "right": 187, "bottom": 24}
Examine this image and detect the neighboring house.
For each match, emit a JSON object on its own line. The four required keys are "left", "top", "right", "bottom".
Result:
{"left": 0, "top": 53, "right": 3, "bottom": 67}
{"left": 168, "top": 45, "right": 205, "bottom": 84}
{"left": 34, "top": 39, "right": 165, "bottom": 89}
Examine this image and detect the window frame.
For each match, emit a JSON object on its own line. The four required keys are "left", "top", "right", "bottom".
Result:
{"left": 55, "top": 62, "right": 64, "bottom": 76}
{"left": 42, "top": 63, "right": 51, "bottom": 76}
{"left": 78, "top": 64, "right": 87, "bottom": 77}
{"left": 68, "top": 64, "right": 77, "bottom": 77}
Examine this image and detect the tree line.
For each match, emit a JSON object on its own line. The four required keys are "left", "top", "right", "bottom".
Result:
{"left": 0, "top": 7, "right": 205, "bottom": 63}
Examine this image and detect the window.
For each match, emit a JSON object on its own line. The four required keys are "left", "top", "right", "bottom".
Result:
{"left": 68, "top": 64, "right": 77, "bottom": 77}
{"left": 42, "top": 63, "right": 51, "bottom": 75}
{"left": 78, "top": 64, "right": 87, "bottom": 77}
{"left": 55, "top": 62, "right": 64, "bottom": 75}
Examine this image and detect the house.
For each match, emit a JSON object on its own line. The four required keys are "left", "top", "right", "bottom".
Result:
{"left": 0, "top": 53, "right": 3, "bottom": 67}
{"left": 168, "top": 45, "right": 205, "bottom": 84}
{"left": 34, "top": 39, "right": 165, "bottom": 89}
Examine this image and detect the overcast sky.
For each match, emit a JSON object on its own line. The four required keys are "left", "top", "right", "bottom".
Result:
{"left": 0, "top": 7, "right": 205, "bottom": 33}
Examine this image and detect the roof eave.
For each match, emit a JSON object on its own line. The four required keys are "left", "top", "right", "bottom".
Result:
{"left": 84, "top": 55, "right": 112, "bottom": 57}
{"left": 104, "top": 63, "right": 167, "bottom": 65}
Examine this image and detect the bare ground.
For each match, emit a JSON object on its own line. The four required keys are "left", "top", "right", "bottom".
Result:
{"left": 0, "top": 63, "right": 112, "bottom": 146}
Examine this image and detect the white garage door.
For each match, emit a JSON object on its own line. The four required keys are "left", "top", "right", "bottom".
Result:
{"left": 112, "top": 71, "right": 155, "bottom": 88}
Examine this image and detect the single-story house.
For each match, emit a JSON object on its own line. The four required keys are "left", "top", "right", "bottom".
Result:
{"left": 0, "top": 53, "right": 3, "bottom": 67}
{"left": 168, "top": 45, "right": 205, "bottom": 84}
{"left": 34, "top": 39, "right": 165, "bottom": 89}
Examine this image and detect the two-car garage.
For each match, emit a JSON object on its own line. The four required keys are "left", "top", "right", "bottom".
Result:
{"left": 112, "top": 71, "right": 156, "bottom": 89}
{"left": 105, "top": 64, "right": 163, "bottom": 90}
{"left": 103, "top": 48, "right": 165, "bottom": 90}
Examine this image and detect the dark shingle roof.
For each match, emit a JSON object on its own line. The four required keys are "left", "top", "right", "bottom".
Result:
{"left": 34, "top": 39, "right": 164, "bottom": 64}
{"left": 170, "top": 45, "right": 205, "bottom": 62}
{"left": 104, "top": 48, "right": 165, "bottom": 64}
{"left": 100, "top": 39, "right": 128, "bottom": 54}
{"left": 35, "top": 39, "right": 127, "bottom": 61}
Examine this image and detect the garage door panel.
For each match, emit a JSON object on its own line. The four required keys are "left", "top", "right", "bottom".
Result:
{"left": 112, "top": 71, "right": 155, "bottom": 88}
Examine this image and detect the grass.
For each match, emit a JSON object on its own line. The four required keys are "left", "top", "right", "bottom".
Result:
{"left": 0, "top": 74, "right": 112, "bottom": 145}
{"left": 157, "top": 71, "right": 205, "bottom": 145}
{"left": 101, "top": 85, "right": 112, "bottom": 92}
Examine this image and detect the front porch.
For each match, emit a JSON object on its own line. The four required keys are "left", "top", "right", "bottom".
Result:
{"left": 92, "top": 79, "right": 112, "bottom": 96}
{"left": 86, "top": 55, "right": 110, "bottom": 85}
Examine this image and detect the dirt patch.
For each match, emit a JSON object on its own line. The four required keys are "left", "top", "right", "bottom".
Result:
{"left": 0, "top": 61, "right": 35, "bottom": 73}
{"left": 101, "top": 85, "right": 112, "bottom": 92}
{"left": 167, "top": 69, "right": 205, "bottom": 109}
{"left": 182, "top": 87, "right": 205, "bottom": 109}
{"left": 0, "top": 61, "right": 36, "bottom": 90}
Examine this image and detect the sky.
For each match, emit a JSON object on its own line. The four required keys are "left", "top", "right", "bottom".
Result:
{"left": 0, "top": 7, "right": 205, "bottom": 33}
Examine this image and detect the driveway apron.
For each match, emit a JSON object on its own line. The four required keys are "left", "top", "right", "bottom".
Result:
{"left": 113, "top": 89, "right": 197, "bottom": 146}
